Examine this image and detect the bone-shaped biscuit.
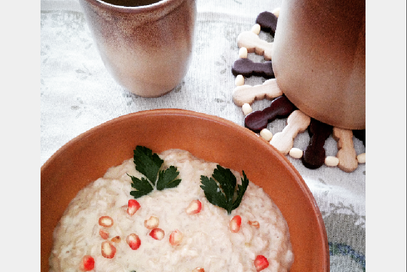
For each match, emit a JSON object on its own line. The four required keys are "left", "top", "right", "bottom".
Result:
{"left": 302, "top": 119, "right": 332, "bottom": 169}
{"left": 232, "top": 78, "right": 283, "bottom": 107}
{"left": 231, "top": 58, "right": 274, "bottom": 78}
{"left": 333, "top": 127, "right": 358, "bottom": 173}
{"left": 245, "top": 95, "right": 296, "bottom": 133}
{"left": 237, "top": 31, "right": 273, "bottom": 60}
{"left": 270, "top": 110, "right": 311, "bottom": 155}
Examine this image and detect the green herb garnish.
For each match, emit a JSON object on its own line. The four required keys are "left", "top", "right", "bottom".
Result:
{"left": 129, "top": 146, "right": 181, "bottom": 198}
{"left": 200, "top": 165, "right": 249, "bottom": 214}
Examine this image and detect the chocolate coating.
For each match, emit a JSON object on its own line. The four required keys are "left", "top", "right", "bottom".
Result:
{"left": 245, "top": 95, "right": 296, "bottom": 133}
{"left": 352, "top": 129, "right": 365, "bottom": 146}
{"left": 302, "top": 119, "right": 332, "bottom": 169}
{"left": 255, "top": 11, "right": 278, "bottom": 36}
{"left": 232, "top": 58, "right": 274, "bottom": 78}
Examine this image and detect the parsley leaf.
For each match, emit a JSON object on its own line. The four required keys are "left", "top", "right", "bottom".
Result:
{"left": 129, "top": 175, "right": 154, "bottom": 198}
{"left": 133, "top": 145, "right": 163, "bottom": 185}
{"left": 200, "top": 165, "right": 249, "bottom": 214}
{"left": 129, "top": 146, "right": 182, "bottom": 198}
{"left": 156, "top": 166, "right": 181, "bottom": 190}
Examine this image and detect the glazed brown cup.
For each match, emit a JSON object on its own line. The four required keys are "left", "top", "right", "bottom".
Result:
{"left": 79, "top": 0, "right": 196, "bottom": 97}
{"left": 272, "top": 0, "right": 365, "bottom": 130}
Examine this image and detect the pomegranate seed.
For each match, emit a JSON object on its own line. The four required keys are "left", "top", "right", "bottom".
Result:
{"left": 248, "top": 220, "right": 260, "bottom": 228}
{"left": 80, "top": 255, "right": 95, "bottom": 271}
{"left": 101, "top": 241, "right": 116, "bottom": 259}
{"left": 111, "top": 236, "right": 121, "bottom": 243}
{"left": 149, "top": 228, "right": 165, "bottom": 240}
{"left": 254, "top": 255, "right": 269, "bottom": 271}
{"left": 186, "top": 200, "right": 202, "bottom": 215}
{"left": 127, "top": 199, "right": 141, "bottom": 216}
{"left": 229, "top": 215, "right": 242, "bottom": 233}
{"left": 192, "top": 268, "right": 205, "bottom": 272}
{"left": 99, "top": 229, "right": 109, "bottom": 240}
{"left": 144, "top": 215, "right": 159, "bottom": 229}
{"left": 169, "top": 229, "right": 183, "bottom": 246}
{"left": 98, "top": 216, "right": 114, "bottom": 227}
{"left": 126, "top": 233, "right": 141, "bottom": 250}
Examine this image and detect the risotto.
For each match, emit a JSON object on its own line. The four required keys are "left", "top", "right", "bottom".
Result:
{"left": 49, "top": 149, "right": 294, "bottom": 272}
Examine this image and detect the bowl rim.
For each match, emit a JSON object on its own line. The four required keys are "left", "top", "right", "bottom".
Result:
{"left": 41, "top": 108, "right": 329, "bottom": 271}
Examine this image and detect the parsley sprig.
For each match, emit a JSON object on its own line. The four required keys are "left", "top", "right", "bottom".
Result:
{"left": 200, "top": 165, "right": 249, "bottom": 214}
{"left": 129, "top": 146, "right": 181, "bottom": 199}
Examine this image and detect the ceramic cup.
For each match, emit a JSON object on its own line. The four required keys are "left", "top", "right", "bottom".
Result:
{"left": 272, "top": 0, "right": 365, "bottom": 130}
{"left": 79, "top": 0, "right": 196, "bottom": 97}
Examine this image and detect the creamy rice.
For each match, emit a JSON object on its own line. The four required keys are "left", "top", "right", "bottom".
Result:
{"left": 49, "top": 149, "right": 294, "bottom": 272}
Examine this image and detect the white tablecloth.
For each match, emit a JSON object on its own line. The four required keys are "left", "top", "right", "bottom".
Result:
{"left": 40, "top": 0, "right": 367, "bottom": 270}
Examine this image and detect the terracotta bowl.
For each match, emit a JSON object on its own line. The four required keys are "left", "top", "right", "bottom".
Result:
{"left": 41, "top": 109, "right": 329, "bottom": 271}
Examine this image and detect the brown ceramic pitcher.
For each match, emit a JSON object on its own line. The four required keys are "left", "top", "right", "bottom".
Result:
{"left": 272, "top": 0, "right": 365, "bottom": 130}
{"left": 79, "top": 0, "right": 196, "bottom": 97}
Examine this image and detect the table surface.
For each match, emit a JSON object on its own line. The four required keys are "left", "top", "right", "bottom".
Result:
{"left": 41, "top": 0, "right": 366, "bottom": 271}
